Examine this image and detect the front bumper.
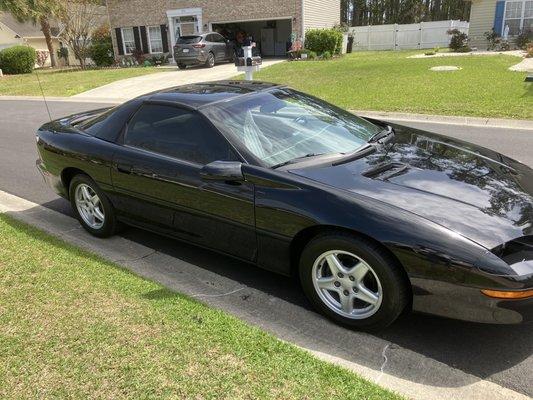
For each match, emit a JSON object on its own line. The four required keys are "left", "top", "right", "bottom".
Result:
{"left": 411, "top": 277, "right": 533, "bottom": 324}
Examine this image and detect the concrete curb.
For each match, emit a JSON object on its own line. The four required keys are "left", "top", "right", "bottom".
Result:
{"left": 353, "top": 110, "right": 533, "bottom": 130}
{"left": 0, "top": 189, "right": 530, "bottom": 400}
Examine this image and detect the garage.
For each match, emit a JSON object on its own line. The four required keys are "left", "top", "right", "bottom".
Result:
{"left": 211, "top": 18, "right": 293, "bottom": 57}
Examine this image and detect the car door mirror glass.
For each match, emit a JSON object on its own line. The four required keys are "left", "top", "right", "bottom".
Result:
{"left": 200, "top": 161, "right": 244, "bottom": 181}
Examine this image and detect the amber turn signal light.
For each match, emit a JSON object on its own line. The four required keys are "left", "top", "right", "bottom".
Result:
{"left": 481, "top": 289, "right": 533, "bottom": 299}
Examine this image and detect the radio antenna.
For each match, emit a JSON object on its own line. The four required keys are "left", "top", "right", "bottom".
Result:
{"left": 35, "top": 67, "right": 52, "bottom": 122}
{"left": 27, "top": 41, "right": 52, "bottom": 122}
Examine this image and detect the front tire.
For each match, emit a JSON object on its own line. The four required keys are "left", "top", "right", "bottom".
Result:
{"left": 299, "top": 232, "right": 408, "bottom": 331}
{"left": 69, "top": 174, "right": 118, "bottom": 238}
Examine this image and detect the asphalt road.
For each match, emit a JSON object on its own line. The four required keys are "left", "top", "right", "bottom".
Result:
{"left": 1, "top": 99, "right": 532, "bottom": 397}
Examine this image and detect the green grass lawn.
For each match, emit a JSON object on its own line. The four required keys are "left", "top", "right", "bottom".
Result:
{"left": 0, "top": 214, "right": 402, "bottom": 400}
{"left": 0, "top": 67, "right": 168, "bottom": 97}
{"left": 251, "top": 51, "right": 533, "bottom": 119}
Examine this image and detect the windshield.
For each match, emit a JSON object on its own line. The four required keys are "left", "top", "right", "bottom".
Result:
{"left": 202, "top": 88, "right": 382, "bottom": 167}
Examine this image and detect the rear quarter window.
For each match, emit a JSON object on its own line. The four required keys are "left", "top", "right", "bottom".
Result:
{"left": 80, "top": 99, "right": 143, "bottom": 142}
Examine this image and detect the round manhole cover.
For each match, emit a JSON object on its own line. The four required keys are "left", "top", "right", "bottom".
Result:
{"left": 430, "top": 66, "right": 462, "bottom": 71}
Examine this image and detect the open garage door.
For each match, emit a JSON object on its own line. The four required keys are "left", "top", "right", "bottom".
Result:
{"left": 211, "top": 18, "right": 292, "bottom": 57}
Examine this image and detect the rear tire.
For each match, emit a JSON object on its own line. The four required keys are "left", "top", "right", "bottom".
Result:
{"left": 299, "top": 232, "right": 409, "bottom": 331}
{"left": 205, "top": 52, "right": 215, "bottom": 68}
{"left": 177, "top": 63, "right": 187, "bottom": 70}
{"left": 69, "top": 174, "right": 118, "bottom": 238}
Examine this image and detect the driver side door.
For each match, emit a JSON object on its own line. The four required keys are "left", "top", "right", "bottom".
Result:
{"left": 110, "top": 102, "right": 257, "bottom": 261}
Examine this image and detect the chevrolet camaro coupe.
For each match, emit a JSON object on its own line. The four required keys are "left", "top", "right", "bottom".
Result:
{"left": 36, "top": 81, "right": 533, "bottom": 330}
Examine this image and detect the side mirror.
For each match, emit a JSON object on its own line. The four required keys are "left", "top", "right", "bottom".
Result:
{"left": 200, "top": 161, "right": 244, "bottom": 182}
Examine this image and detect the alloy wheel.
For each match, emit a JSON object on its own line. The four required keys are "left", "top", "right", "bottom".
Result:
{"left": 75, "top": 183, "right": 105, "bottom": 229}
{"left": 312, "top": 250, "right": 383, "bottom": 319}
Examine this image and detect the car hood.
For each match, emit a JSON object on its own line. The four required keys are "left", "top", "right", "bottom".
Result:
{"left": 289, "top": 125, "right": 533, "bottom": 250}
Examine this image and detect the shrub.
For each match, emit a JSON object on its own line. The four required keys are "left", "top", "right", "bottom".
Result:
{"left": 307, "top": 50, "right": 317, "bottom": 59}
{"left": 515, "top": 29, "right": 533, "bottom": 50}
{"left": 88, "top": 24, "right": 114, "bottom": 67}
{"left": 89, "top": 42, "right": 114, "bottom": 67}
{"left": 131, "top": 48, "right": 145, "bottom": 64}
{"left": 447, "top": 29, "right": 470, "bottom": 52}
{"left": 150, "top": 53, "right": 169, "bottom": 65}
{"left": 305, "top": 28, "right": 343, "bottom": 56}
{"left": 526, "top": 42, "right": 533, "bottom": 58}
{"left": 499, "top": 39, "right": 511, "bottom": 51}
{"left": 35, "top": 50, "right": 49, "bottom": 67}
{"left": 0, "top": 45, "right": 36, "bottom": 74}
{"left": 321, "top": 51, "right": 332, "bottom": 60}
{"left": 92, "top": 24, "right": 111, "bottom": 45}
{"left": 57, "top": 46, "right": 69, "bottom": 63}
{"left": 484, "top": 30, "right": 500, "bottom": 50}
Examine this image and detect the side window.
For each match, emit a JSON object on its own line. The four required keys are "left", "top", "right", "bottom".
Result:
{"left": 205, "top": 34, "right": 214, "bottom": 42}
{"left": 125, "top": 104, "right": 237, "bottom": 165}
{"left": 213, "top": 33, "right": 225, "bottom": 43}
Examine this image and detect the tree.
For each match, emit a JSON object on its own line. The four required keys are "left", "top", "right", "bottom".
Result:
{"left": 57, "top": 0, "right": 105, "bottom": 69}
{"left": 340, "top": 0, "right": 470, "bottom": 27}
{"left": 0, "top": 0, "right": 62, "bottom": 67}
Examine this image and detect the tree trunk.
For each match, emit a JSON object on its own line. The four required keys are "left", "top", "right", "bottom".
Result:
{"left": 40, "top": 17, "right": 57, "bottom": 68}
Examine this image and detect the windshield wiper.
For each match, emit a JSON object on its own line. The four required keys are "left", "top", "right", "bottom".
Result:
{"left": 271, "top": 153, "right": 325, "bottom": 169}
{"left": 368, "top": 125, "right": 394, "bottom": 143}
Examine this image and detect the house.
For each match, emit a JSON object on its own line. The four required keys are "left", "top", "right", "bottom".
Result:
{"left": 0, "top": 12, "right": 77, "bottom": 67}
{"left": 468, "top": 0, "right": 532, "bottom": 49}
{"left": 0, "top": 12, "right": 61, "bottom": 62}
{"left": 106, "top": 0, "right": 340, "bottom": 61}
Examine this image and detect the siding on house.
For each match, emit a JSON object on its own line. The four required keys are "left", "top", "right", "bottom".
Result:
{"left": 303, "top": 0, "right": 340, "bottom": 32}
{"left": 468, "top": 0, "right": 498, "bottom": 49}
{"left": 0, "top": 21, "right": 23, "bottom": 50}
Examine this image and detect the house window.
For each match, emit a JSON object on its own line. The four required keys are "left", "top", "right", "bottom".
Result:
{"left": 121, "top": 27, "right": 135, "bottom": 54}
{"left": 148, "top": 26, "right": 163, "bottom": 53}
{"left": 504, "top": 0, "right": 533, "bottom": 36}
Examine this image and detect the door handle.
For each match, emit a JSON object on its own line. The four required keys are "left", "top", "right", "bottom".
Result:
{"left": 116, "top": 163, "right": 132, "bottom": 174}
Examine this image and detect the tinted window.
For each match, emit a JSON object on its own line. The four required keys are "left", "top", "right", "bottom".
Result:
{"left": 125, "top": 104, "right": 237, "bottom": 164}
{"left": 205, "top": 34, "right": 215, "bottom": 42}
{"left": 81, "top": 99, "right": 142, "bottom": 142}
{"left": 177, "top": 35, "right": 201, "bottom": 44}
{"left": 212, "top": 33, "right": 225, "bottom": 43}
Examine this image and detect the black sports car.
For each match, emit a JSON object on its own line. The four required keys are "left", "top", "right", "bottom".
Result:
{"left": 36, "top": 81, "right": 533, "bottom": 330}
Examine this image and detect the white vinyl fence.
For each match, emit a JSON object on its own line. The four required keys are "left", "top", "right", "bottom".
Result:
{"left": 347, "top": 20, "right": 469, "bottom": 51}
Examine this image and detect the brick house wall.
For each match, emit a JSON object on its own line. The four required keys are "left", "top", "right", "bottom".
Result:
{"left": 106, "top": 0, "right": 304, "bottom": 59}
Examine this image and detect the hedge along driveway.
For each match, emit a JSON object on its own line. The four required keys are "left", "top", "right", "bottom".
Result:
{"left": 250, "top": 51, "right": 533, "bottom": 120}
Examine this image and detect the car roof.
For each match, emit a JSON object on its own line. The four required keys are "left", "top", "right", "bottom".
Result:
{"left": 142, "top": 80, "right": 283, "bottom": 109}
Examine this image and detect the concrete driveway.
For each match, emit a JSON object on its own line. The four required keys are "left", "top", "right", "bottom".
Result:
{"left": 1, "top": 98, "right": 532, "bottom": 400}
{"left": 72, "top": 59, "right": 284, "bottom": 102}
